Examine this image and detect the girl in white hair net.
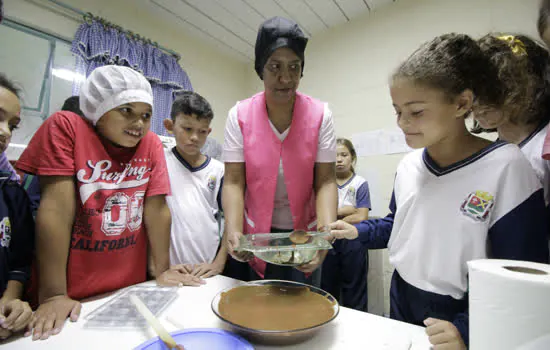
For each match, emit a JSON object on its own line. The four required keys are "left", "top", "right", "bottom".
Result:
{"left": 17, "top": 65, "right": 203, "bottom": 341}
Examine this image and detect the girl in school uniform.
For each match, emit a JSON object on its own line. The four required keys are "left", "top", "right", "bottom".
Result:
{"left": 536, "top": 2, "right": 550, "bottom": 160}
{"left": 321, "top": 138, "right": 371, "bottom": 311}
{"left": 473, "top": 34, "right": 550, "bottom": 256}
{"left": 473, "top": 34, "right": 550, "bottom": 195}
{"left": 222, "top": 16, "right": 337, "bottom": 285}
{"left": 328, "top": 33, "right": 549, "bottom": 349}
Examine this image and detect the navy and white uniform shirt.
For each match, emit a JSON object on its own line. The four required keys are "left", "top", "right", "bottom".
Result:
{"left": 0, "top": 172, "right": 35, "bottom": 295}
{"left": 356, "top": 141, "right": 549, "bottom": 299}
{"left": 338, "top": 174, "right": 371, "bottom": 210}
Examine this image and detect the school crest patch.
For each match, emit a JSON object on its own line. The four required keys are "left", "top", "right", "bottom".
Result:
{"left": 460, "top": 191, "right": 495, "bottom": 221}
{"left": 207, "top": 175, "right": 216, "bottom": 192}
{"left": 0, "top": 216, "right": 11, "bottom": 248}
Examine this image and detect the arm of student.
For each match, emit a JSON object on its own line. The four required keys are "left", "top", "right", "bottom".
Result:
{"left": 144, "top": 196, "right": 205, "bottom": 287}
{"left": 452, "top": 312, "right": 469, "bottom": 348}
{"left": 144, "top": 195, "right": 171, "bottom": 276}
{"left": 36, "top": 176, "right": 74, "bottom": 300}
{"left": 488, "top": 189, "right": 549, "bottom": 263}
{"left": 4, "top": 183, "right": 34, "bottom": 294}
{"left": 337, "top": 205, "right": 358, "bottom": 218}
{"left": 342, "top": 208, "right": 370, "bottom": 225}
{"left": 354, "top": 215, "right": 394, "bottom": 250}
{"left": 424, "top": 316, "right": 467, "bottom": 350}
{"left": 0, "top": 185, "right": 35, "bottom": 333}
{"left": 0, "top": 281, "right": 32, "bottom": 333}
{"left": 0, "top": 281, "right": 23, "bottom": 303}
{"left": 342, "top": 181, "right": 371, "bottom": 224}
{"left": 30, "top": 176, "right": 81, "bottom": 341}
{"left": 355, "top": 188, "right": 394, "bottom": 249}
{"left": 212, "top": 242, "right": 228, "bottom": 273}
{"left": 331, "top": 191, "right": 395, "bottom": 249}
{"left": 191, "top": 242, "right": 229, "bottom": 279}
{"left": 222, "top": 162, "right": 252, "bottom": 261}
{"left": 295, "top": 162, "right": 337, "bottom": 273}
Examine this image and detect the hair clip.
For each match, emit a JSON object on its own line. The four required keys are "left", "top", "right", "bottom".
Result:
{"left": 496, "top": 35, "right": 527, "bottom": 56}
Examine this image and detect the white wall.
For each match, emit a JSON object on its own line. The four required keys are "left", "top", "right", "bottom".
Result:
{"left": 246, "top": 0, "right": 541, "bottom": 315}
{"left": 4, "top": 0, "right": 250, "bottom": 141}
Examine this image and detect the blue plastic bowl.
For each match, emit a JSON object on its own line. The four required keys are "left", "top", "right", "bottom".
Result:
{"left": 133, "top": 328, "right": 254, "bottom": 350}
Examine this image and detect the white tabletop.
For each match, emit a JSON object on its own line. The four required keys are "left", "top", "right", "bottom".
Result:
{"left": 2, "top": 275, "right": 431, "bottom": 349}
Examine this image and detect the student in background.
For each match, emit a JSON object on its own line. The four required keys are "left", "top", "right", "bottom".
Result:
{"left": 328, "top": 33, "right": 549, "bottom": 349}
{"left": 0, "top": 73, "right": 34, "bottom": 341}
{"left": 0, "top": 77, "right": 19, "bottom": 181}
{"left": 17, "top": 65, "right": 199, "bottom": 341}
{"left": 163, "top": 91, "right": 226, "bottom": 279}
{"left": 538, "top": 0, "right": 550, "bottom": 48}
{"left": 321, "top": 138, "right": 370, "bottom": 311}
{"left": 61, "top": 96, "right": 84, "bottom": 117}
{"left": 536, "top": 0, "right": 550, "bottom": 161}
{"left": 472, "top": 34, "right": 550, "bottom": 257}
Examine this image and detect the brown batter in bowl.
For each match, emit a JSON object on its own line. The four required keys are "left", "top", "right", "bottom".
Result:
{"left": 212, "top": 280, "right": 339, "bottom": 345}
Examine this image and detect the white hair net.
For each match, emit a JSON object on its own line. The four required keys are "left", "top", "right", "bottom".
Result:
{"left": 79, "top": 65, "right": 153, "bottom": 125}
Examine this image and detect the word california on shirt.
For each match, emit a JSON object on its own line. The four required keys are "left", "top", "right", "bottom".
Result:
{"left": 17, "top": 111, "right": 170, "bottom": 300}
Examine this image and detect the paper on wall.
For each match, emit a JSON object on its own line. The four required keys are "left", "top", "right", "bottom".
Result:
{"left": 351, "top": 128, "right": 412, "bottom": 157}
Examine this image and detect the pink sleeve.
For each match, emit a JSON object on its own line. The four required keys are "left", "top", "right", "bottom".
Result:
{"left": 542, "top": 129, "right": 550, "bottom": 160}
{"left": 146, "top": 134, "right": 171, "bottom": 197}
{"left": 16, "top": 112, "right": 76, "bottom": 176}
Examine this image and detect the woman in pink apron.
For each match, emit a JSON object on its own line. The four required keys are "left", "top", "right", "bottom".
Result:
{"left": 221, "top": 17, "right": 337, "bottom": 286}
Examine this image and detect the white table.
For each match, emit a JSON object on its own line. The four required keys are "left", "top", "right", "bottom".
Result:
{"left": 2, "top": 275, "right": 431, "bottom": 349}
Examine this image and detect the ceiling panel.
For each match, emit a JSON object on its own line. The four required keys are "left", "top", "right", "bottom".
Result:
{"left": 366, "top": 0, "right": 396, "bottom": 10}
{"left": 214, "top": 0, "right": 266, "bottom": 33}
{"left": 335, "top": 0, "right": 371, "bottom": 20}
{"left": 242, "top": 0, "right": 296, "bottom": 24}
{"left": 138, "top": 0, "right": 397, "bottom": 62}
{"left": 274, "top": 0, "right": 327, "bottom": 36}
{"left": 303, "top": 0, "right": 348, "bottom": 27}
{"left": 151, "top": 0, "right": 254, "bottom": 59}
{"left": 183, "top": 0, "right": 257, "bottom": 46}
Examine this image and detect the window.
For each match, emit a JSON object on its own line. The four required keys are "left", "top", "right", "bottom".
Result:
{"left": 0, "top": 19, "right": 81, "bottom": 159}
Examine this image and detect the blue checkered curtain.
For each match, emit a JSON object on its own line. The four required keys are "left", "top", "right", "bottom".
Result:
{"left": 70, "top": 19, "right": 193, "bottom": 135}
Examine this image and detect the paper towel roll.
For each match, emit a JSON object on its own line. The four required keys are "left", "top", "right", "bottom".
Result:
{"left": 468, "top": 259, "right": 550, "bottom": 350}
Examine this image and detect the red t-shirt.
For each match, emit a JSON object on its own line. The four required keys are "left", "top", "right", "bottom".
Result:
{"left": 17, "top": 111, "right": 170, "bottom": 300}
